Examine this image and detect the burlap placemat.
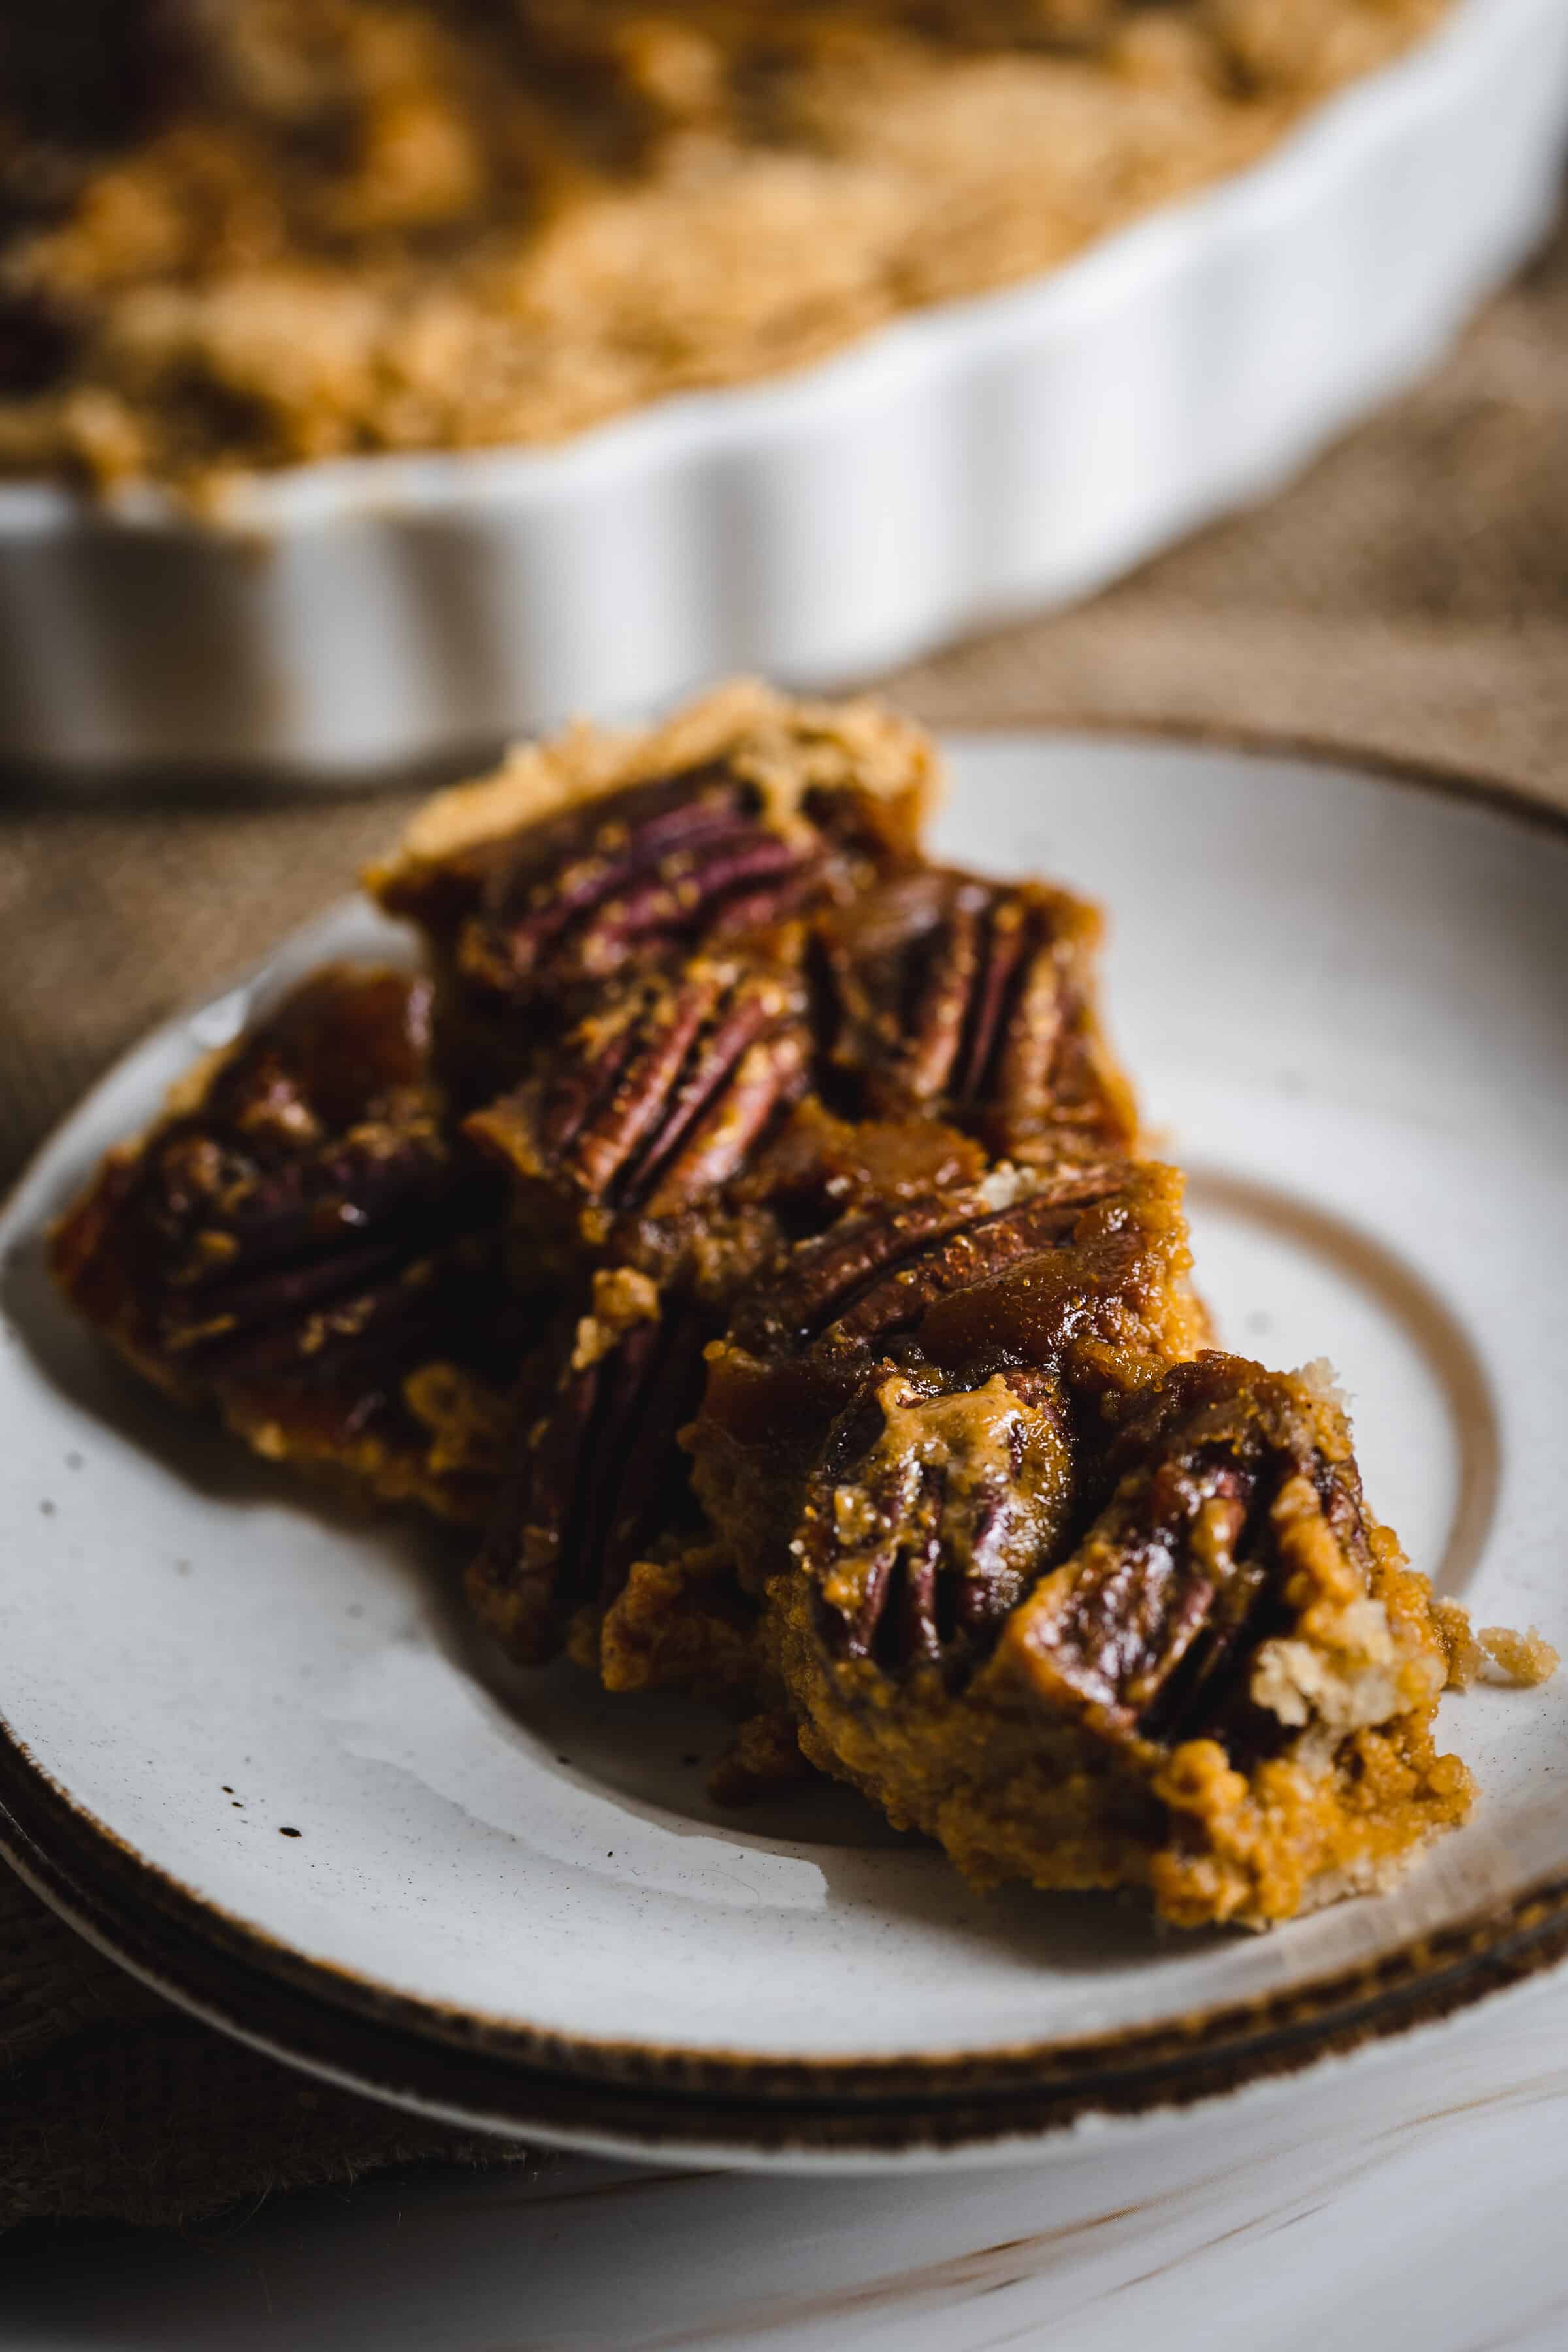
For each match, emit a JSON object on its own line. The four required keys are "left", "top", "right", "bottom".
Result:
{"left": 0, "top": 197, "right": 1562, "bottom": 2238}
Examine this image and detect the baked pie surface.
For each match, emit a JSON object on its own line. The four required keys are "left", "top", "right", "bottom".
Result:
{"left": 1, "top": 1, "right": 1447, "bottom": 494}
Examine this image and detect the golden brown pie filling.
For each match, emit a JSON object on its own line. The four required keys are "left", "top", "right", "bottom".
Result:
{"left": 2, "top": 1, "right": 1448, "bottom": 495}
{"left": 51, "top": 679, "right": 1552, "bottom": 1927}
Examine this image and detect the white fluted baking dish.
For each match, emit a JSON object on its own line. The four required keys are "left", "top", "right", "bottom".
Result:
{"left": 1, "top": 0, "right": 1565, "bottom": 780}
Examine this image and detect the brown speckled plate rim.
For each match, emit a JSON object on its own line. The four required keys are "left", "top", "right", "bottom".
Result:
{"left": 6, "top": 1742, "right": 1568, "bottom": 2163}
{"left": 1, "top": 727, "right": 1566, "bottom": 2138}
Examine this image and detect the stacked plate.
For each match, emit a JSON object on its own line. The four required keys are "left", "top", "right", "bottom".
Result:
{"left": 3, "top": 733, "right": 1565, "bottom": 2169}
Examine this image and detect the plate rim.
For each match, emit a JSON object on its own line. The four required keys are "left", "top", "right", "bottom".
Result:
{"left": 7, "top": 1762, "right": 1568, "bottom": 2170}
{"left": 3, "top": 728, "right": 1567, "bottom": 2127}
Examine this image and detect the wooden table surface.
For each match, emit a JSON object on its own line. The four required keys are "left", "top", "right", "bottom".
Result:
{"left": 5, "top": 1966, "right": 1568, "bottom": 2351}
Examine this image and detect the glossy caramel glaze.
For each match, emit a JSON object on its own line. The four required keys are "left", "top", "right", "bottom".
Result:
{"left": 50, "top": 964, "right": 519, "bottom": 1520}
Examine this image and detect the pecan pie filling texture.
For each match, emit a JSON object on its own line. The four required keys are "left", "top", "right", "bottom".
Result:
{"left": 52, "top": 681, "right": 1543, "bottom": 1931}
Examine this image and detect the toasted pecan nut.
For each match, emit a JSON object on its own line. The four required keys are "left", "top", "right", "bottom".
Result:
{"left": 577, "top": 1098, "right": 996, "bottom": 1319}
{"left": 721, "top": 1160, "right": 1128, "bottom": 1365}
{"left": 55, "top": 970, "right": 423, "bottom": 1367}
{"left": 50, "top": 966, "right": 517, "bottom": 1518}
{"left": 1002, "top": 1351, "right": 1434, "bottom": 1752}
{"left": 734, "top": 1096, "right": 988, "bottom": 1221}
{"left": 366, "top": 685, "right": 936, "bottom": 1102}
{"left": 368, "top": 681, "right": 935, "bottom": 940}
{"left": 1010, "top": 1456, "right": 1262, "bottom": 1746}
{"left": 818, "top": 870, "right": 1137, "bottom": 1158}
{"left": 453, "top": 766, "right": 838, "bottom": 1009}
{"left": 796, "top": 1367, "right": 1074, "bottom": 1682}
{"left": 994, "top": 1367, "right": 1296, "bottom": 1750}
{"left": 215, "top": 1226, "right": 522, "bottom": 1522}
{"left": 466, "top": 1273, "right": 709, "bottom": 1666}
{"left": 691, "top": 1158, "right": 1202, "bottom": 1583}
{"left": 54, "top": 968, "right": 471, "bottom": 1373}
{"left": 466, "top": 948, "right": 811, "bottom": 1220}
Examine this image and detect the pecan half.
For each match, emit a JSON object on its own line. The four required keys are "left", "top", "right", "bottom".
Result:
{"left": 466, "top": 1273, "right": 709, "bottom": 1666}
{"left": 998, "top": 1354, "right": 1387, "bottom": 1751}
{"left": 690, "top": 1158, "right": 1202, "bottom": 1587}
{"left": 734, "top": 1097, "right": 988, "bottom": 1224}
{"left": 213, "top": 1224, "right": 522, "bottom": 1516}
{"left": 50, "top": 966, "right": 517, "bottom": 1516}
{"left": 456, "top": 766, "right": 854, "bottom": 1009}
{"left": 818, "top": 870, "right": 1137, "bottom": 1158}
{"left": 796, "top": 1367, "right": 1075, "bottom": 1682}
{"left": 724, "top": 1161, "right": 1126, "bottom": 1369}
{"left": 52, "top": 967, "right": 483, "bottom": 1368}
{"left": 466, "top": 949, "right": 810, "bottom": 1221}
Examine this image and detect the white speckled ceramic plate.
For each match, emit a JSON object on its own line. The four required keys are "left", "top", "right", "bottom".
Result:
{"left": 1, "top": 734, "right": 1565, "bottom": 2170}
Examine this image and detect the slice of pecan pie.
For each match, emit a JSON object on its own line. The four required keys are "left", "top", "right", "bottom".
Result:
{"left": 367, "top": 678, "right": 936, "bottom": 1105}
{"left": 50, "top": 966, "right": 519, "bottom": 1521}
{"left": 774, "top": 1350, "right": 1471, "bottom": 1927}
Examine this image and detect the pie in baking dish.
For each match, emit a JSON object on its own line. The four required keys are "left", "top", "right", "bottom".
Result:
{"left": 1, "top": 1, "right": 1448, "bottom": 495}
